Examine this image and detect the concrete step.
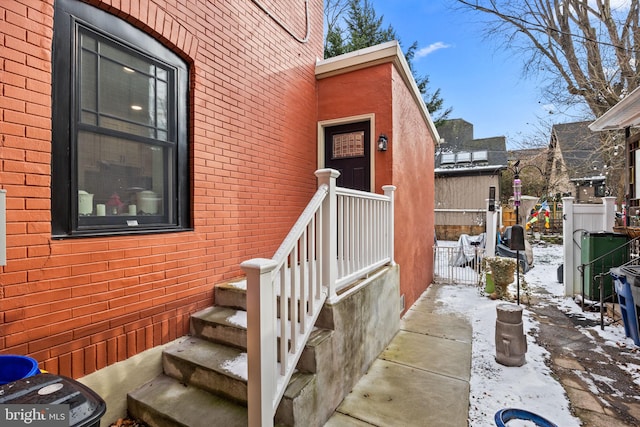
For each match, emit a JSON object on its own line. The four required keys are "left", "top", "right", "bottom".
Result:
{"left": 162, "top": 336, "right": 248, "bottom": 404}
{"left": 213, "top": 279, "right": 299, "bottom": 319}
{"left": 190, "top": 305, "right": 334, "bottom": 373}
{"left": 130, "top": 329, "right": 333, "bottom": 427}
{"left": 215, "top": 279, "right": 247, "bottom": 311}
{"left": 128, "top": 277, "right": 337, "bottom": 427}
{"left": 127, "top": 374, "right": 247, "bottom": 427}
{"left": 296, "top": 328, "right": 333, "bottom": 374}
{"left": 190, "top": 306, "right": 247, "bottom": 349}
{"left": 275, "top": 371, "right": 316, "bottom": 426}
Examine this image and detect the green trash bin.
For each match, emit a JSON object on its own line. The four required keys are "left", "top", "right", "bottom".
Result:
{"left": 581, "top": 232, "right": 629, "bottom": 301}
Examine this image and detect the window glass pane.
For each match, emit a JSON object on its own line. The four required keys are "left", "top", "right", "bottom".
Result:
{"left": 332, "top": 131, "right": 365, "bottom": 159}
{"left": 79, "top": 30, "right": 172, "bottom": 141}
{"left": 157, "top": 80, "right": 168, "bottom": 135}
{"left": 80, "top": 50, "right": 97, "bottom": 114}
{"left": 77, "top": 130, "right": 170, "bottom": 219}
{"left": 81, "top": 111, "right": 97, "bottom": 126}
{"left": 100, "top": 42, "right": 152, "bottom": 73}
{"left": 80, "top": 32, "right": 97, "bottom": 51}
{"left": 99, "top": 59, "right": 156, "bottom": 135}
{"left": 52, "top": 4, "right": 188, "bottom": 236}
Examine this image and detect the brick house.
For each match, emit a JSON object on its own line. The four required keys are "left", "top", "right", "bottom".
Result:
{"left": 0, "top": 1, "right": 437, "bottom": 424}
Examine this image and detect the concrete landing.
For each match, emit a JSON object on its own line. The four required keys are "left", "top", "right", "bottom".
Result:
{"left": 325, "top": 284, "right": 472, "bottom": 427}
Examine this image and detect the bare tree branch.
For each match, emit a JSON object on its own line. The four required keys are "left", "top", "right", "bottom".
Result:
{"left": 455, "top": 0, "right": 640, "bottom": 117}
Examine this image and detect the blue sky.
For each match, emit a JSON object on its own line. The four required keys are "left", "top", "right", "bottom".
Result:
{"left": 368, "top": 0, "right": 569, "bottom": 147}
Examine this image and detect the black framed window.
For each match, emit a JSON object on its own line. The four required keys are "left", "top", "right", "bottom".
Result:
{"left": 52, "top": 0, "right": 190, "bottom": 237}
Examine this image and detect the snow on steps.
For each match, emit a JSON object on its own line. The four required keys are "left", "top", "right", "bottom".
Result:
{"left": 127, "top": 280, "right": 333, "bottom": 427}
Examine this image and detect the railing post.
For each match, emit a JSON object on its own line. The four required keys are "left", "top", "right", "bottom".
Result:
{"left": 315, "top": 169, "right": 340, "bottom": 300}
{"left": 603, "top": 196, "right": 616, "bottom": 232}
{"left": 382, "top": 185, "right": 396, "bottom": 266}
{"left": 562, "top": 196, "right": 575, "bottom": 297}
{"left": 241, "top": 258, "right": 278, "bottom": 427}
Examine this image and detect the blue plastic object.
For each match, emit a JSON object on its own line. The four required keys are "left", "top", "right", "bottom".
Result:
{"left": 610, "top": 268, "right": 640, "bottom": 346}
{"left": 0, "top": 355, "right": 40, "bottom": 385}
{"left": 494, "top": 408, "right": 558, "bottom": 427}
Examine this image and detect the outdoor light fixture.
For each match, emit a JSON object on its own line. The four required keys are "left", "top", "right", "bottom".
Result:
{"left": 377, "top": 134, "right": 388, "bottom": 151}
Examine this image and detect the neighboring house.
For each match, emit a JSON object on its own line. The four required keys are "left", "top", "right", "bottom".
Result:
{"left": 545, "top": 121, "right": 607, "bottom": 203}
{"left": 507, "top": 148, "right": 548, "bottom": 178}
{"left": 434, "top": 119, "right": 507, "bottom": 240}
{"left": 0, "top": 1, "right": 437, "bottom": 425}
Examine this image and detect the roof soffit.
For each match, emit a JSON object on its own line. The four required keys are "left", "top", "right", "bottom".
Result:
{"left": 316, "top": 41, "right": 440, "bottom": 142}
{"left": 590, "top": 86, "right": 640, "bottom": 131}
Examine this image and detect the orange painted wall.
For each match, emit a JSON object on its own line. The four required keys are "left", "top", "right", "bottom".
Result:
{"left": 317, "top": 63, "right": 436, "bottom": 312}
{"left": 390, "top": 66, "right": 435, "bottom": 310}
{"left": 0, "top": 0, "right": 323, "bottom": 378}
{"left": 317, "top": 64, "right": 394, "bottom": 194}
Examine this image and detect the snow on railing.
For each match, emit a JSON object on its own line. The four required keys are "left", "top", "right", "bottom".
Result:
{"left": 241, "top": 169, "right": 395, "bottom": 427}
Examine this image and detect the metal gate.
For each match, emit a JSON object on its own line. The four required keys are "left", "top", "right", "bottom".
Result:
{"left": 433, "top": 244, "right": 484, "bottom": 285}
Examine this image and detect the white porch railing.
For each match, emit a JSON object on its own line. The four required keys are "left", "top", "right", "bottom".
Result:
{"left": 241, "top": 169, "right": 396, "bottom": 427}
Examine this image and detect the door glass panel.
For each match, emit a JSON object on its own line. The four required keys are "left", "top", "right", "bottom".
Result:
{"left": 332, "top": 131, "right": 365, "bottom": 159}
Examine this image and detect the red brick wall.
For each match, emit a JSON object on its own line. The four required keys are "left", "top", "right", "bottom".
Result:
{"left": 317, "top": 62, "right": 436, "bottom": 313}
{"left": 0, "top": 0, "right": 323, "bottom": 378}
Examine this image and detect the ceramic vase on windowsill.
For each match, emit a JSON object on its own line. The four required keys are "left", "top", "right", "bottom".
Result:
{"left": 485, "top": 256, "right": 516, "bottom": 300}
{"left": 106, "top": 193, "right": 124, "bottom": 215}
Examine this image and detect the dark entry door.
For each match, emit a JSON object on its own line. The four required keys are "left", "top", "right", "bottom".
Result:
{"left": 324, "top": 121, "right": 371, "bottom": 191}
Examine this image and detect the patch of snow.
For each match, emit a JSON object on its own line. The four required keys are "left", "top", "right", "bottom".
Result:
{"left": 435, "top": 243, "right": 585, "bottom": 426}
{"left": 221, "top": 352, "right": 248, "bottom": 380}
{"left": 434, "top": 282, "right": 580, "bottom": 427}
{"left": 229, "top": 279, "right": 247, "bottom": 290}
{"left": 226, "top": 310, "right": 247, "bottom": 328}
{"left": 619, "top": 362, "right": 640, "bottom": 388}
{"left": 574, "top": 370, "right": 605, "bottom": 397}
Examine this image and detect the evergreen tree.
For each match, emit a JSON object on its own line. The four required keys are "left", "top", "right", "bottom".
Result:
{"left": 324, "top": 0, "right": 451, "bottom": 125}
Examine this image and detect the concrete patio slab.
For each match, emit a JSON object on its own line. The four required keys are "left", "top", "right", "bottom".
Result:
{"left": 401, "top": 309, "right": 472, "bottom": 343}
{"left": 380, "top": 330, "right": 471, "bottom": 381}
{"left": 332, "top": 359, "right": 469, "bottom": 427}
{"left": 324, "top": 284, "right": 472, "bottom": 427}
{"left": 323, "top": 412, "right": 376, "bottom": 426}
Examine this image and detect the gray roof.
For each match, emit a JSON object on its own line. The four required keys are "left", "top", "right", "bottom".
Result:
{"left": 551, "top": 121, "right": 603, "bottom": 179}
{"left": 435, "top": 119, "right": 508, "bottom": 171}
{"left": 436, "top": 119, "right": 474, "bottom": 149}
{"left": 434, "top": 163, "right": 506, "bottom": 177}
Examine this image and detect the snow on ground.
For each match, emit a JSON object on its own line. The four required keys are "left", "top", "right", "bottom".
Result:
{"left": 432, "top": 242, "right": 638, "bottom": 427}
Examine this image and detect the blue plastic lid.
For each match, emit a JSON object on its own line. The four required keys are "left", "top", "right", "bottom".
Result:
{"left": 0, "top": 355, "right": 40, "bottom": 385}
